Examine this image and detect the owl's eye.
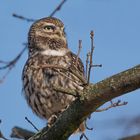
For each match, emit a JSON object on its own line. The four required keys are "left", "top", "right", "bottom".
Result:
{"left": 43, "top": 25, "right": 56, "bottom": 31}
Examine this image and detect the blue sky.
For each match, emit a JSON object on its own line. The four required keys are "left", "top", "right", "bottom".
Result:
{"left": 0, "top": 0, "right": 140, "bottom": 139}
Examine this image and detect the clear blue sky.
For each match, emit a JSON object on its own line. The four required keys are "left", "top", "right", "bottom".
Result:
{"left": 0, "top": 0, "right": 140, "bottom": 139}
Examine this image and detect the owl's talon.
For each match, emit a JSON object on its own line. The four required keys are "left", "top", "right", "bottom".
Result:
{"left": 47, "top": 114, "right": 58, "bottom": 127}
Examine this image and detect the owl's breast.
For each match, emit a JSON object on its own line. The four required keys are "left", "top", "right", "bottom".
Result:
{"left": 22, "top": 54, "right": 78, "bottom": 119}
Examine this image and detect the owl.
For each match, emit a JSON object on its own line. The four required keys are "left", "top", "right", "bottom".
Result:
{"left": 22, "top": 17, "right": 86, "bottom": 132}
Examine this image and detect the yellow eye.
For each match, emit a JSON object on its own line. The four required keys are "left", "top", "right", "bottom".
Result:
{"left": 44, "top": 25, "right": 55, "bottom": 30}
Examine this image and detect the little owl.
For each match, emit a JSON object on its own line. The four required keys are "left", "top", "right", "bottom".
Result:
{"left": 22, "top": 17, "right": 86, "bottom": 132}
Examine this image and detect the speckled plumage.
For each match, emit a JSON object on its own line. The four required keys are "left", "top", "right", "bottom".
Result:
{"left": 22, "top": 17, "right": 85, "bottom": 130}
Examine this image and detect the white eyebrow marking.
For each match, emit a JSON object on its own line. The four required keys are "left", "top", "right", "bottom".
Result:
{"left": 45, "top": 23, "right": 56, "bottom": 26}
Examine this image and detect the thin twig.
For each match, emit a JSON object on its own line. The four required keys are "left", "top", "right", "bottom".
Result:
{"left": 12, "top": 13, "right": 36, "bottom": 22}
{"left": 96, "top": 100, "right": 128, "bottom": 112}
{"left": 25, "top": 117, "right": 39, "bottom": 132}
{"left": 91, "top": 64, "right": 102, "bottom": 67}
{"left": 80, "top": 132, "right": 89, "bottom": 140}
{"left": 87, "top": 31, "right": 95, "bottom": 84}
{"left": 75, "top": 40, "right": 82, "bottom": 67}
{"left": 86, "top": 52, "right": 90, "bottom": 80}
{"left": 0, "top": 68, "right": 12, "bottom": 84}
{"left": 49, "top": 0, "right": 68, "bottom": 17}
{"left": 0, "top": 45, "right": 27, "bottom": 70}
{"left": 84, "top": 120, "right": 93, "bottom": 131}
{"left": 13, "top": 0, "right": 68, "bottom": 22}
{"left": 0, "top": 45, "right": 27, "bottom": 83}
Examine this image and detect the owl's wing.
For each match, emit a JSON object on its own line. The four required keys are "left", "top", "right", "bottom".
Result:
{"left": 69, "top": 52, "right": 85, "bottom": 76}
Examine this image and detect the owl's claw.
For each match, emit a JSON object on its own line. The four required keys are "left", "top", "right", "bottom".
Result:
{"left": 47, "top": 108, "right": 69, "bottom": 128}
{"left": 47, "top": 114, "right": 58, "bottom": 128}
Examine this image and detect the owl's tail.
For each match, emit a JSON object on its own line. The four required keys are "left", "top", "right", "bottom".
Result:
{"left": 74, "top": 122, "right": 85, "bottom": 133}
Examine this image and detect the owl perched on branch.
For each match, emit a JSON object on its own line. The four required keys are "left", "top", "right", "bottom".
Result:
{"left": 22, "top": 17, "right": 86, "bottom": 132}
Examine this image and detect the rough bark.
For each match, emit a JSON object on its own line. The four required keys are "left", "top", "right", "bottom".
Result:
{"left": 119, "top": 133, "right": 140, "bottom": 140}
{"left": 16, "top": 64, "right": 140, "bottom": 140}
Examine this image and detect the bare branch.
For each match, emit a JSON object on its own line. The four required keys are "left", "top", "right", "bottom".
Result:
{"left": 96, "top": 100, "right": 128, "bottom": 112}
{"left": 25, "top": 117, "right": 39, "bottom": 132}
{"left": 85, "top": 32, "right": 101, "bottom": 81}
{"left": 80, "top": 132, "right": 89, "bottom": 140}
{"left": 28, "top": 64, "right": 140, "bottom": 140}
{"left": 0, "top": 45, "right": 27, "bottom": 83}
{"left": 10, "top": 126, "right": 35, "bottom": 139}
{"left": 87, "top": 31, "right": 95, "bottom": 83}
{"left": 84, "top": 121, "right": 93, "bottom": 131}
{"left": 49, "top": 0, "right": 68, "bottom": 17}
{"left": 12, "top": 0, "right": 68, "bottom": 22}
{"left": 0, "top": 68, "right": 12, "bottom": 84}
{"left": 12, "top": 13, "right": 36, "bottom": 22}
{"left": 86, "top": 52, "right": 90, "bottom": 80}
{"left": 119, "top": 133, "right": 140, "bottom": 140}
{"left": 75, "top": 40, "right": 82, "bottom": 67}
{"left": 91, "top": 64, "right": 102, "bottom": 67}
{"left": 0, "top": 45, "right": 26, "bottom": 70}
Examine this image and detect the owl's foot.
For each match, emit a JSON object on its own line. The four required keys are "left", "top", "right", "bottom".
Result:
{"left": 47, "top": 108, "right": 69, "bottom": 128}
{"left": 47, "top": 114, "right": 58, "bottom": 128}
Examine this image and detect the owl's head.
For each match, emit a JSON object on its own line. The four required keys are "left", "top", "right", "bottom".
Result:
{"left": 28, "top": 17, "right": 68, "bottom": 55}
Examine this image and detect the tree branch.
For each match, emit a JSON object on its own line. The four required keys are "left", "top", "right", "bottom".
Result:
{"left": 119, "top": 133, "right": 140, "bottom": 140}
{"left": 11, "top": 126, "right": 35, "bottom": 139}
{"left": 26, "top": 64, "right": 140, "bottom": 140}
{"left": 49, "top": 0, "right": 68, "bottom": 17}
